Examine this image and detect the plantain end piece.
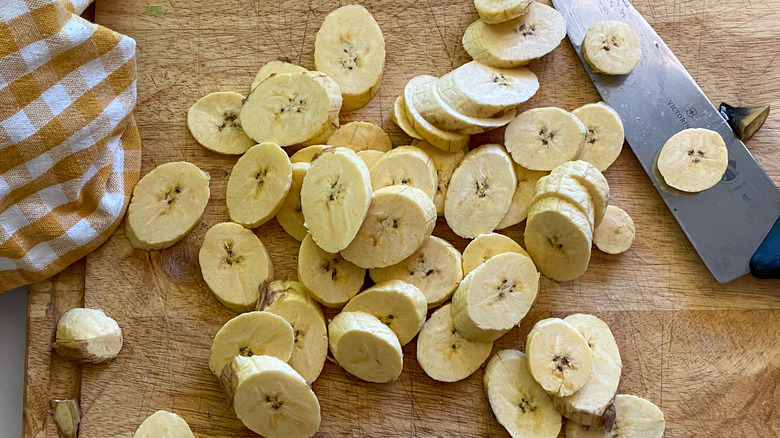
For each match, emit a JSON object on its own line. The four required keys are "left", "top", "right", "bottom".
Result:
{"left": 719, "top": 102, "right": 770, "bottom": 141}
{"left": 50, "top": 399, "right": 81, "bottom": 438}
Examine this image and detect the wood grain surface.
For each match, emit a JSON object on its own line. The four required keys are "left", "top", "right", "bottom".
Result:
{"left": 25, "top": 0, "right": 780, "bottom": 437}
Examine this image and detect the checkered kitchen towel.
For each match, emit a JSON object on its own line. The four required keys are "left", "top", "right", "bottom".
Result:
{"left": 0, "top": 0, "right": 140, "bottom": 292}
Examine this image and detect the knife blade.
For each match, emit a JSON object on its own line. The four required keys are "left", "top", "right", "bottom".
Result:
{"left": 551, "top": 0, "right": 780, "bottom": 283}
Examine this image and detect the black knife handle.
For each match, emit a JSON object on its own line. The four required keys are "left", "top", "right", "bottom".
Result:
{"left": 750, "top": 215, "right": 780, "bottom": 279}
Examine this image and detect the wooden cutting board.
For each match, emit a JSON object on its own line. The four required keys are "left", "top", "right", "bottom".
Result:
{"left": 23, "top": 0, "right": 780, "bottom": 437}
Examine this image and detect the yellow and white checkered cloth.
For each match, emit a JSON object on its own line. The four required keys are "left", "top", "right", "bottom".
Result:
{"left": 0, "top": 0, "right": 140, "bottom": 292}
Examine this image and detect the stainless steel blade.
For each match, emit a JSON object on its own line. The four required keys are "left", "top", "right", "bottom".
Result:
{"left": 551, "top": 0, "right": 780, "bottom": 282}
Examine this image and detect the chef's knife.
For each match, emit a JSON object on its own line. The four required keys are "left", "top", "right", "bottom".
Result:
{"left": 551, "top": 0, "right": 780, "bottom": 282}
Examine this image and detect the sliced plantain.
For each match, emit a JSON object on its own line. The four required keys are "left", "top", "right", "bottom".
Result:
{"left": 526, "top": 318, "right": 594, "bottom": 397}
{"left": 340, "top": 185, "right": 436, "bottom": 269}
{"left": 412, "top": 78, "right": 517, "bottom": 135}
{"left": 474, "top": 0, "right": 532, "bottom": 24}
{"left": 719, "top": 102, "right": 770, "bottom": 141}
{"left": 263, "top": 280, "right": 328, "bottom": 383}
{"left": 411, "top": 139, "right": 467, "bottom": 216}
{"left": 314, "top": 5, "right": 385, "bottom": 112}
{"left": 462, "top": 232, "right": 528, "bottom": 275}
{"left": 437, "top": 60, "right": 539, "bottom": 119}
{"left": 199, "top": 222, "right": 274, "bottom": 312}
{"left": 369, "top": 145, "right": 438, "bottom": 200}
{"left": 551, "top": 160, "right": 610, "bottom": 228}
{"left": 290, "top": 145, "right": 330, "bottom": 164}
{"left": 125, "top": 161, "right": 210, "bottom": 251}
{"left": 53, "top": 308, "right": 122, "bottom": 363}
{"left": 275, "top": 162, "right": 309, "bottom": 241}
{"left": 226, "top": 142, "right": 292, "bottom": 228}
{"left": 452, "top": 252, "right": 539, "bottom": 342}
{"left": 444, "top": 143, "right": 516, "bottom": 238}
{"left": 553, "top": 314, "right": 622, "bottom": 427}
{"left": 403, "top": 76, "right": 471, "bottom": 152}
{"left": 327, "top": 121, "right": 392, "bottom": 152}
{"left": 565, "top": 394, "right": 665, "bottom": 438}
{"left": 572, "top": 102, "right": 625, "bottom": 172}
{"left": 593, "top": 205, "right": 635, "bottom": 255}
{"left": 297, "top": 122, "right": 337, "bottom": 147}
{"left": 483, "top": 350, "right": 563, "bottom": 438}
{"left": 221, "top": 355, "right": 321, "bottom": 438}
{"left": 416, "top": 303, "right": 493, "bottom": 382}
{"left": 524, "top": 197, "right": 592, "bottom": 282}
{"left": 134, "top": 411, "right": 194, "bottom": 438}
{"left": 496, "top": 164, "right": 548, "bottom": 230}
{"left": 187, "top": 92, "right": 254, "bottom": 155}
{"left": 251, "top": 60, "right": 308, "bottom": 92}
{"left": 531, "top": 173, "right": 596, "bottom": 232}
{"left": 297, "top": 233, "right": 365, "bottom": 308}
{"left": 582, "top": 21, "right": 642, "bottom": 76}
{"left": 209, "top": 311, "right": 294, "bottom": 377}
{"left": 328, "top": 311, "right": 403, "bottom": 383}
{"left": 505, "top": 107, "right": 586, "bottom": 172}
{"left": 657, "top": 128, "right": 728, "bottom": 193}
{"left": 300, "top": 147, "right": 372, "bottom": 253}
{"left": 369, "top": 236, "right": 464, "bottom": 308}
{"left": 392, "top": 95, "right": 423, "bottom": 139}
{"left": 462, "top": 3, "right": 566, "bottom": 68}
{"left": 240, "top": 72, "right": 331, "bottom": 147}
{"left": 356, "top": 149, "right": 385, "bottom": 169}
{"left": 342, "top": 280, "right": 427, "bottom": 345}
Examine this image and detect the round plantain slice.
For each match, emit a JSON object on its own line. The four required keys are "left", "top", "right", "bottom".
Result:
{"left": 199, "top": 222, "right": 274, "bottom": 312}
{"left": 300, "top": 147, "right": 372, "bottom": 253}
{"left": 134, "top": 411, "right": 194, "bottom": 438}
{"left": 572, "top": 102, "right": 625, "bottom": 172}
{"left": 342, "top": 280, "right": 427, "bottom": 346}
{"left": 593, "top": 205, "right": 636, "bottom": 255}
{"left": 240, "top": 72, "right": 331, "bottom": 147}
{"left": 474, "top": 0, "right": 532, "bottom": 24}
{"left": 462, "top": 2, "right": 567, "bottom": 68}
{"left": 369, "top": 235, "right": 464, "bottom": 308}
{"left": 226, "top": 142, "right": 292, "bottom": 229}
{"left": 437, "top": 60, "right": 539, "bottom": 118}
{"left": 297, "top": 233, "right": 365, "bottom": 308}
{"left": 314, "top": 5, "right": 385, "bottom": 112}
{"left": 444, "top": 144, "right": 516, "bottom": 238}
{"left": 340, "top": 185, "right": 437, "bottom": 269}
{"left": 187, "top": 92, "right": 255, "bottom": 155}
{"left": 125, "top": 161, "right": 210, "bottom": 251}
{"left": 221, "top": 355, "right": 321, "bottom": 438}
{"left": 403, "top": 76, "right": 471, "bottom": 152}
{"left": 328, "top": 311, "right": 403, "bottom": 383}
{"left": 505, "top": 107, "right": 586, "bottom": 172}
{"left": 531, "top": 173, "right": 596, "bottom": 233}
{"left": 452, "top": 251, "right": 540, "bottom": 342}
{"left": 416, "top": 303, "right": 493, "bottom": 382}
{"left": 526, "top": 317, "right": 594, "bottom": 397}
{"left": 524, "top": 197, "right": 593, "bottom": 282}
{"left": 583, "top": 21, "right": 642, "bottom": 76}
{"left": 657, "top": 128, "right": 728, "bottom": 193}
{"left": 369, "top": 145, "right": 438, "bottom": 200}
{"left": 484, "top": 350, "right": 563, "bottom": 438}
{"left": 326, "top": 121, "right": 392, "bottom": 152}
